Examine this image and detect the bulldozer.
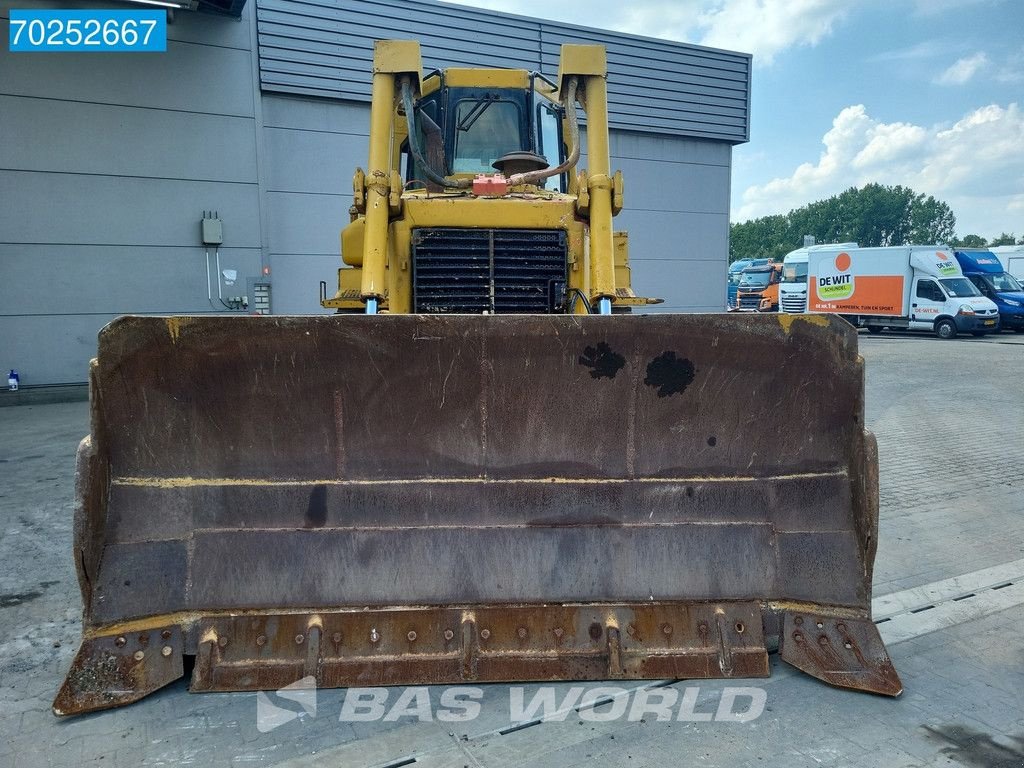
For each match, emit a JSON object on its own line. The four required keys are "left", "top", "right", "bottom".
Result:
{"left": 54, "top": 41, "right": 901, "bottom": 716}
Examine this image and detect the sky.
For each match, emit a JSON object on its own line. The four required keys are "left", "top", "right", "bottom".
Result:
{"left": 443, "top": 0, "right": 1023, "bottom": 239}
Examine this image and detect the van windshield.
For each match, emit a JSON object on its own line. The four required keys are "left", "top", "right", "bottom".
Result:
{"left": 782, "top": 263, "right": 808, "bottom": 283}
{"left": 985, "top": 272, "right": 1023, "bottom": 292}
{"left": 939, "top": 278, "right": 982, "bottom": 298}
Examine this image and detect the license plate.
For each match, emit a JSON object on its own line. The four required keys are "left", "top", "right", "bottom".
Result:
{"left": 984, "top": 320, "right": 996, "bottom": 326}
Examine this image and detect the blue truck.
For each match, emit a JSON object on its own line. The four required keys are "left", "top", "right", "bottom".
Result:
{"left": 726, "top": 258, "right": 769, "bottom": 309}
{"left": 954, "top": 249, "right": 1024, "bottom": 332}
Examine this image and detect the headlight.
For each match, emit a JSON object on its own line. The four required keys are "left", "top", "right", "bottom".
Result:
{"left": 958, "top": 304, "right": 975, "bottom": 315}
{"left": 1005, "top": 299, "right": 1022, "bottom": 307}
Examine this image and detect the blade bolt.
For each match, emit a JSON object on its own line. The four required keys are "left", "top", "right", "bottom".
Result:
{"left": 553, "top": 627, "right": 564, "bottom": 639}
{"left": 133, "top": 650, "right": 145, "bottom": 661}
{"left": 794, "top": 616, "right": 804, "bottom": 625}
{"left": 256, "top": 635, "right": 266, "bottom": 646}
{"left": 370, "top": 628, "right": 380, "bottom": 644}
{"left": 480, "top": 629, "right": 491, "bottom": 640}
{"left": 793, "top": 631, "right": 804, "bottom": 643}
{"left": 407, "top": 631, "right": 417, "bottom": 642}
{"left": 661, "top": 624, "right": 673, "bottom": 636}
{"left": 161, "top": 646, "right": 172, "bottom": 657}
{"left": 844, "top": 642, "right": 852, "bottom": 649}
{"left": 217, "top": 636, "right": 229, "bottom": 648}
{"left": 816, "top": 621, "right": 824, "bottom": 629}
{"left": 517, "top": 627, "right": 528, "bottom": 639}
{"left": 818, "top": 635, "right": 829, "bottom": 645}
{"left": 115, "top": 636, "right": 127, "bottom": 647}
{"left": 836, "top": 623, "right": 847, "bottom": 632}
{"left": 161, "top": 630, "right": 172, "bottom": 640}
{"left": 443, "top": 629, "right": 454, "bottom": 641}
{"left": 735, "top": 622, "right": 745, "bottom": 634}
{"left": 332, "top": 632, "right": 342, "bottom": 644}
{"left": 295, "top": 634, "right": 304, "bottom": 645}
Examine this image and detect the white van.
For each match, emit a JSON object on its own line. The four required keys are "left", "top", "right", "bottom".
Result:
{"left": 804, "top": 245, "right": 999, "bottom": 338}
{"left": 778, "top": 243, "right": 858, "bottom": 313}
{"left": 988, "top": 246, "right": 1024, "bottom": 283}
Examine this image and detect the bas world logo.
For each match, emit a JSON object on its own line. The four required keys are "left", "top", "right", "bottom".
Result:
{"left": 256, "top": 676, "right": 318, "bottom": 732}
{"left": 817, "top": 251, "right": 854, "bottom": 301}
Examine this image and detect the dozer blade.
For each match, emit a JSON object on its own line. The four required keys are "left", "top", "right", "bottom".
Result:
{"left": 55, "top": 313, "right": 901, "bottom": 716}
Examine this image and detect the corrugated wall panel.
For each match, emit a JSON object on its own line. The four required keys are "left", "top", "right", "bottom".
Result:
{"left": 255, "top": 0, "right": 750, "bottom": 142}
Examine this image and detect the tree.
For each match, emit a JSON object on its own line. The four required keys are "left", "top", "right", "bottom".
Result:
{"left": 954, "top": 234, "right": 987, "bottom": 248}
{"left": 729, "top": 184, "right": 957, "bottom": 260}
{"left": 989, "top": 232, "right": 1017, "bottom": 246}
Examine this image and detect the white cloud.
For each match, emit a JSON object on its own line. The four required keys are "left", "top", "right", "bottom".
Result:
{"left": 935, "top": 52, "right": 989, "bottom": 85}
{"left": 695, "top": 0, "right": 849, "bottom": 64}
{"left": 735, "top": 103, "right": 1024, "bottom": 236}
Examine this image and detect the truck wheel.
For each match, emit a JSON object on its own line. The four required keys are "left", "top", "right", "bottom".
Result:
{"left": 867, "top": 326, "right": 883, "bottom": 335}
{"left": 935, "top": 319, "right": 957, "bottom": 339}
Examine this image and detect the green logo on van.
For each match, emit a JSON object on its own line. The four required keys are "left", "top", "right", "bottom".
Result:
{"left": 816, "top": 252, "right": 854, "bottom": 301}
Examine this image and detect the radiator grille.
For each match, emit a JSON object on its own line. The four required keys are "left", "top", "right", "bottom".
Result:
{"left": 780, "top": 293, "right": 807, "bottom": 313}
{"left": 738, "top": 293, "right": 763, "bottom": 310}
{"left": 412, "top": 228, "right": 567, "bottom": 314}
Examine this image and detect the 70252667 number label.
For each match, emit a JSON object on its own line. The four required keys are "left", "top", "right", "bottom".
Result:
{"left": 8, "top": 9, "right": 167, "bottom": 52}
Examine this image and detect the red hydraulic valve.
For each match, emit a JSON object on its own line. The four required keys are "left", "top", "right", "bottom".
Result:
{"left": 472, "top": 174, "right": 509, "bottom": 196}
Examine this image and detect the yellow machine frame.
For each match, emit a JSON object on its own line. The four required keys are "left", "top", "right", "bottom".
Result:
{"left": 322, "top": 40, "right": 652, "bottom": 314}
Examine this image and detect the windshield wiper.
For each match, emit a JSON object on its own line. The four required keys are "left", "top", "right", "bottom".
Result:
{"left": 457, "top": 96, "right": 498, "bottom": 132}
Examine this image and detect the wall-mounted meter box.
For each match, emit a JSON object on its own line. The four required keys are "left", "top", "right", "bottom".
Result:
{"left": 201, "top": 216, "right": 223, "bottom": 245}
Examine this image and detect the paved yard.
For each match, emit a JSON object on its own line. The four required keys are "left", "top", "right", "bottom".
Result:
{"left": 1, "top": 332, "right": 1022, "bottom": 767}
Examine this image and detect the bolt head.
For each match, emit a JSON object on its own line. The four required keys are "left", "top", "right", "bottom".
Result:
{"left": 480, "top": 629, "right": 491, "bottom": 640}
{"left": 114, "top": 636, "right": 127, "bottom": 647}
{"left": 517, "top": 627, "right": 527, "bottom": 639}
{"left": 661, "top": 624, "right": 672, "bottom": 635}
{"left": 161, "top": 646, "right": 173, "bottom": 657}
{"left": 332, "top": 632, "right": 342, "bottom": 644}
{"left": 370, "top": 629, "right": 380, "bottom": 643}
{"left": 295, "top": 634, "right": 304, "bottom": 645}
{"left": 133, "top": 650, "right": 145, "bottom": 661}
{"left": 217, "top": 636, "right": 228, "bottom": 648}
{"left": 161, "top": 630, "right": 172, "bottom": 640}
{"left": 407, "top": 631, "right": 418, "bottom": 642}
{"left": 553, "top": 627, "right": 564, "bottom": 638}
{"left": 443, "top": 629, "right": 455, "bottom": 641}
{"left": 256, "top": 635, "right": 266, "bottom": 646}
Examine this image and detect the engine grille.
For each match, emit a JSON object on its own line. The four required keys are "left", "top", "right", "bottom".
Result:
{"left": 781, "top": 292, "right": 807, "bottom": 313}
{"left": 738, "top": 293, "right": 763, "bottom": 310}
{"left": 412, "top": 228, "right": 568, "bottom": 314}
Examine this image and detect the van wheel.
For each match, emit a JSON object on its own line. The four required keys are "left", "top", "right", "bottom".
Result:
{"left": 867, "top": 326, "right": 883, "bottom": 335}
{"left": 935, "top": 319, "right": 957, "bottom": 339}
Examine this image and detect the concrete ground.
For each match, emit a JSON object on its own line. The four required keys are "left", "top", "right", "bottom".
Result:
{"left": 1, "top": 331, "right": 1022, "bottom": 767}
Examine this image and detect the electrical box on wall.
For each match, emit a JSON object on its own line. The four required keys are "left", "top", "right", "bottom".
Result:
{"left": 201, "top": 212, "right": 223, "bottom": 245}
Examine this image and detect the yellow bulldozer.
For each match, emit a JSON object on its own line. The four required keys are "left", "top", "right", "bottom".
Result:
{"left": 55, "top": 41, "right": 901, "bottom": 716}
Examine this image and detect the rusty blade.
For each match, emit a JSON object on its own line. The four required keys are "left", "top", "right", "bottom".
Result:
{"left": 54, "top": 312, "right": 894, "bottom": 713}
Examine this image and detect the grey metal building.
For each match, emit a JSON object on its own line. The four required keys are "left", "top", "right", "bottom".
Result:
{"left": 0, "top": 0, "right": 751, "bottom": 387}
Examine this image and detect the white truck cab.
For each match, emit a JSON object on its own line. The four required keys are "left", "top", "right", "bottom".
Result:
{"left": 905, "top": 250, "right": 999, "bottom": 338}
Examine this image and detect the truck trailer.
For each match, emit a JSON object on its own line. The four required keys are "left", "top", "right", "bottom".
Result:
{"left": 806, "top": 246, "right": 999, "bottom": 338}
{"left": 778, "top": 243, "right": 858, "bottom": 314}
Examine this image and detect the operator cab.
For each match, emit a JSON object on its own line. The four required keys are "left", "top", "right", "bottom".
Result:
{"left": 402, "top": 70, "right": 567, "bottom": 192}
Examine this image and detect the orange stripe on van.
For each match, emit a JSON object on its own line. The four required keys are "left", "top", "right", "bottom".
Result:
{"left": 809, "top": 275, "right": 905, "bottom": 316}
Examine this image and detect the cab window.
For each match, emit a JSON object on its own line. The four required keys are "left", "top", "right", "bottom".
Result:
{"left": 916, "top": 280, "right": 944, "bottom": 302}
{"left": 451, "top": 98, "right": 523, "bottom": 174}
